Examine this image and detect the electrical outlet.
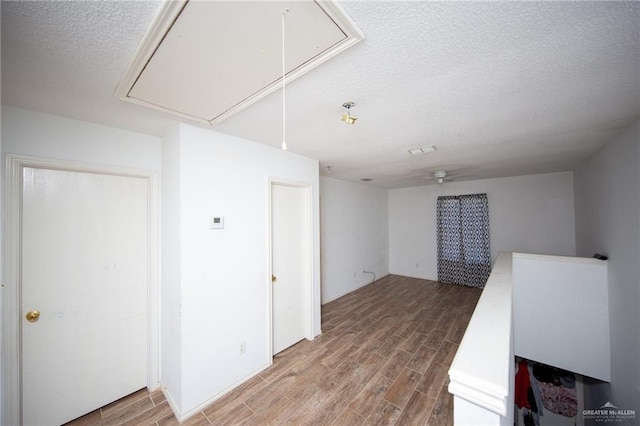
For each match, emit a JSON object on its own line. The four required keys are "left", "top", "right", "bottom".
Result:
{"left": 416, "top": 263, "right": 420, "bottom": 268}
{"left": 239, "top": 341, "right": 246, "bottom": 355}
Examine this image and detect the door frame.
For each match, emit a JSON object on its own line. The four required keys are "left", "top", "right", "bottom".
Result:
{"left": 267, "top": 179, "right": 315, "bottom": 358}
{"left": 2, "top": 154, "right": 160, "bottom": 425}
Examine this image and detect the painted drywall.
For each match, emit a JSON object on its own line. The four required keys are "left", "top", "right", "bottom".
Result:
{"left": 513, "top": 253, "right": 610, "bottom": 381}
{"left": 160, "top": 125, "right": 183, "bottom": 412}
{"left": 0, "top": 107, "right": 3, "bottom": 424}
{"left": 388, "top": 172, "right": 576, "bottom": 280}
{"left": 1, "top": 106, "right": 161, "bottom": 170}
{"left": 163, "top": 124, "right": 320, "bottom": 417}
{"left": 320, "top": 177, "right": 389, "bottom": 303}
{"left": 574, "top": 121, "right": 640, "bottom": 412}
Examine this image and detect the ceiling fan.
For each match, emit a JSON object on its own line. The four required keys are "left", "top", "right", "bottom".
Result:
{"left": 403, "top": 166, "right": 474, "bottom": 185}
{"left": 433, "top": 170, "right": 452, "bottom": 185}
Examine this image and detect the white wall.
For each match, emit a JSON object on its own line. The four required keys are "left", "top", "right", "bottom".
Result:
{"left": 1, "top": 106, "right": 161, "bottom": 170}
{"left": 388, "top": 172, "right": 576, "bottom": 280}
{"left": 0, "top": 107, "right": 3, "bottom": 424}
{"left": 320, "top": 177, "right": 389, "bottom": 303}
{"left": 574, "top": 121, "right": 640, "bottom": 411}
{"left": 513, "top": 253, "right": 610, "bottom": 382}
{"left": 160, "top": 125, "right": 183, "bottom": 411}
{"left": 163, "top": 124, "right": 321, "bottom": 417}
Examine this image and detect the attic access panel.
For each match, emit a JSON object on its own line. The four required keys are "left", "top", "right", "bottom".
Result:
{"left": 116, "top": 0, "right": 363, "bottom": 125}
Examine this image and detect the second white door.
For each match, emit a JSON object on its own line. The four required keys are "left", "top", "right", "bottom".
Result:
{"left": 271, "top": 183, "right": 311, "bottom": 355}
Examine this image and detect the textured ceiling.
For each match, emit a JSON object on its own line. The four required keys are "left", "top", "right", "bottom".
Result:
{"left": 1, "top": 1, "right": 174, "bottom": 135}
{"left": 2, "top": 1, "right": 639, "bottom": 188}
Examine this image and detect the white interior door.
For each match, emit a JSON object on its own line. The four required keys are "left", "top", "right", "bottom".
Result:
{"left": 21, "top": 167, "right": 149, "bottom": 425}
{"left": 271, "top": 183, "right": 311, "bottom": 355}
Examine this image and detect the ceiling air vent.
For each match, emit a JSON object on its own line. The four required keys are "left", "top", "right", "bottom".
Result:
{"left": 115, "top": 0, "right": 364, "bottom": 126}
{"left": 408, "top": 145, "right": 436, "bottom": 155}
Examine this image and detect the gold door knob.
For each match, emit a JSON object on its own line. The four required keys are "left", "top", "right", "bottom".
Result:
{"left": 272, "top": 275, "right": 277, "bottom": 282}
{"left": 25, "top": 310, "right": 40, "bottom": 323}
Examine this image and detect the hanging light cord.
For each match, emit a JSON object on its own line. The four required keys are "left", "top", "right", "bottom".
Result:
{"left": 281, "top": 9, "right": 289, "bottom": 150}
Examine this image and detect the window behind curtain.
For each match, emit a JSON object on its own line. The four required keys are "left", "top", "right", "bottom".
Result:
{"left": 437, "top": 193, "right": 491, "bottom": 288}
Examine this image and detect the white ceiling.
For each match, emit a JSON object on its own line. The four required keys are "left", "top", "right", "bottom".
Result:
{"left": 2, "top": 1, "right": 639, "bottom": 188}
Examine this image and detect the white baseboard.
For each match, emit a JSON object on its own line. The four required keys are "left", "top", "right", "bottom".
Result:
{"left": 322, "top": 273, "right": 390, "bottom": 304}
{"left": 389, "top": 271, "right": 437, "bottom": 281}
{"left": 172, "top": 362, "right": 272, "bottom": 423}
{"left": 161, "top": 386, "right": 181, "bottom": 422}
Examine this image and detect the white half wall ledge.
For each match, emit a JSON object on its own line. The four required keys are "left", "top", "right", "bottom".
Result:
{"left": 448, "top": 252, "right": 514, "bottom": 422}
{"left": 449, "top": 251, "right": 611, "bottom": 425}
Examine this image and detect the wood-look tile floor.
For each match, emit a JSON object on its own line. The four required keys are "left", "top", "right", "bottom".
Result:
{"left": 67, "top": 275, "right": 481, "bottom": 426}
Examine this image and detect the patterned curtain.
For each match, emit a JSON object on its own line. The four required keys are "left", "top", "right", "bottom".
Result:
{"left": 437, "top": 193, "right": 491, "bottom": 288}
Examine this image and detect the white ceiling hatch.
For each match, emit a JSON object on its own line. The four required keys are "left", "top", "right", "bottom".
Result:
{"left": 116, "top": 0, "right": 364, "bottom": 125}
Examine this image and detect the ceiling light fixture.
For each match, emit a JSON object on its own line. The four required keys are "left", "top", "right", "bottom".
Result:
{"left": 281, "top": 9, "right": 289, "bottom": 150}
{"left": 341, "top": 102, "right": 357, "bottom": 124}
